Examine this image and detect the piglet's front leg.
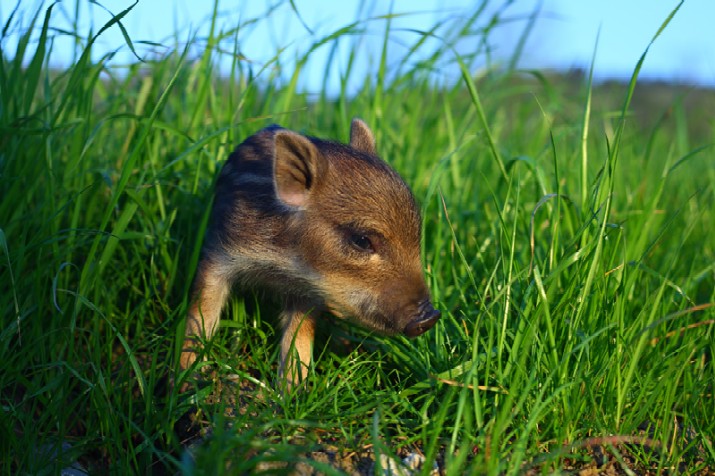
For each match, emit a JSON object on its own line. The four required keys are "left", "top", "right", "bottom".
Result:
{"left": 180, "top": 258, "right": 232, "bottom": 371}
{"left": 279, "top": 302, "right": 317, "bottom": 388}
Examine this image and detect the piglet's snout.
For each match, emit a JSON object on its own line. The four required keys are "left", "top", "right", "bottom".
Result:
{"left": 403, "top": 299, "right": 441, "bottom": 337}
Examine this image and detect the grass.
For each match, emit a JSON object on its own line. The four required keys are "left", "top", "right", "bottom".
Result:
{"left": 1, "top": 1, "right": 714, "bottom": 474}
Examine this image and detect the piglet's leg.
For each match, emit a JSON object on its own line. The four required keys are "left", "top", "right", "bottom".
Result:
{"left": 279, "top": 304, "right": 317, "bottom": 388}
{"left": 180, "top": 259, "right": 232, "bottom": 370}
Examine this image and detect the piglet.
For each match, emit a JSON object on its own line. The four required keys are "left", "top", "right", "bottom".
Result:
{"left": 180, "top": 119, "right": 440, "bottom": 386}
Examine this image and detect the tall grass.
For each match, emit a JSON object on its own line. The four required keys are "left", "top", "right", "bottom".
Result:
{"left": 1, "top": 1, "right": 713, "bottom": 474}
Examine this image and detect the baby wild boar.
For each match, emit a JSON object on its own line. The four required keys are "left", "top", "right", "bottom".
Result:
{"left": 180, "top": 119, "right": 440, "bottom": 386}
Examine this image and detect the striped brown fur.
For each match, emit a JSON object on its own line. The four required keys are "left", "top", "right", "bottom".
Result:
{"left": 181, "top": 119, "right": 440, "bottom": 387}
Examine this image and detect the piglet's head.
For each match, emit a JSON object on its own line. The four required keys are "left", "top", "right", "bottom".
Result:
{"left": 272, "top": 119, "right": 440, "bottom": 338}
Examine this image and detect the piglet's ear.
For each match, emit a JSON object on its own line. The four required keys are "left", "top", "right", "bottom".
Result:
{"left": 274, "top": 131, "right": 323, "bottom": 208}
{"left": 349, "top": 118, "right": 376, "bottom": 155}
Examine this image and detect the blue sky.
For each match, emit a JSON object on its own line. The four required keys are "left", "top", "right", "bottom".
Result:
{"left": 2, "top": 0, "right": 713, "bottom": 93}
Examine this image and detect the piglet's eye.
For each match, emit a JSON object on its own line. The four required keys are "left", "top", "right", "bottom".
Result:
{"left": 349, "top": 233, "right": 374, "bottom": 253}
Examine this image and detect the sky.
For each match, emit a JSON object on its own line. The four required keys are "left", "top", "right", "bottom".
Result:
{"left": 1, "top": 0, "right": 713, "bottom": 94}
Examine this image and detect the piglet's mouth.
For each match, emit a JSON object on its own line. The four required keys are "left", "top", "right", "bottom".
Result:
{"left": 403, "top": 300, "right": 440, "bottom": 337}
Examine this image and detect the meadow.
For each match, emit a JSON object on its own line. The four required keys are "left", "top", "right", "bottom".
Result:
{"left": 1, "top": 1, "right": 713, "bottom": 474}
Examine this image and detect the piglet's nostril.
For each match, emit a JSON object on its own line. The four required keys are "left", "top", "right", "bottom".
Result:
{"left": 403, "top": 300, "right": 440, "bottom": 338}
{"left": 417, "top": 299, "right": 433, "bottom": 315}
